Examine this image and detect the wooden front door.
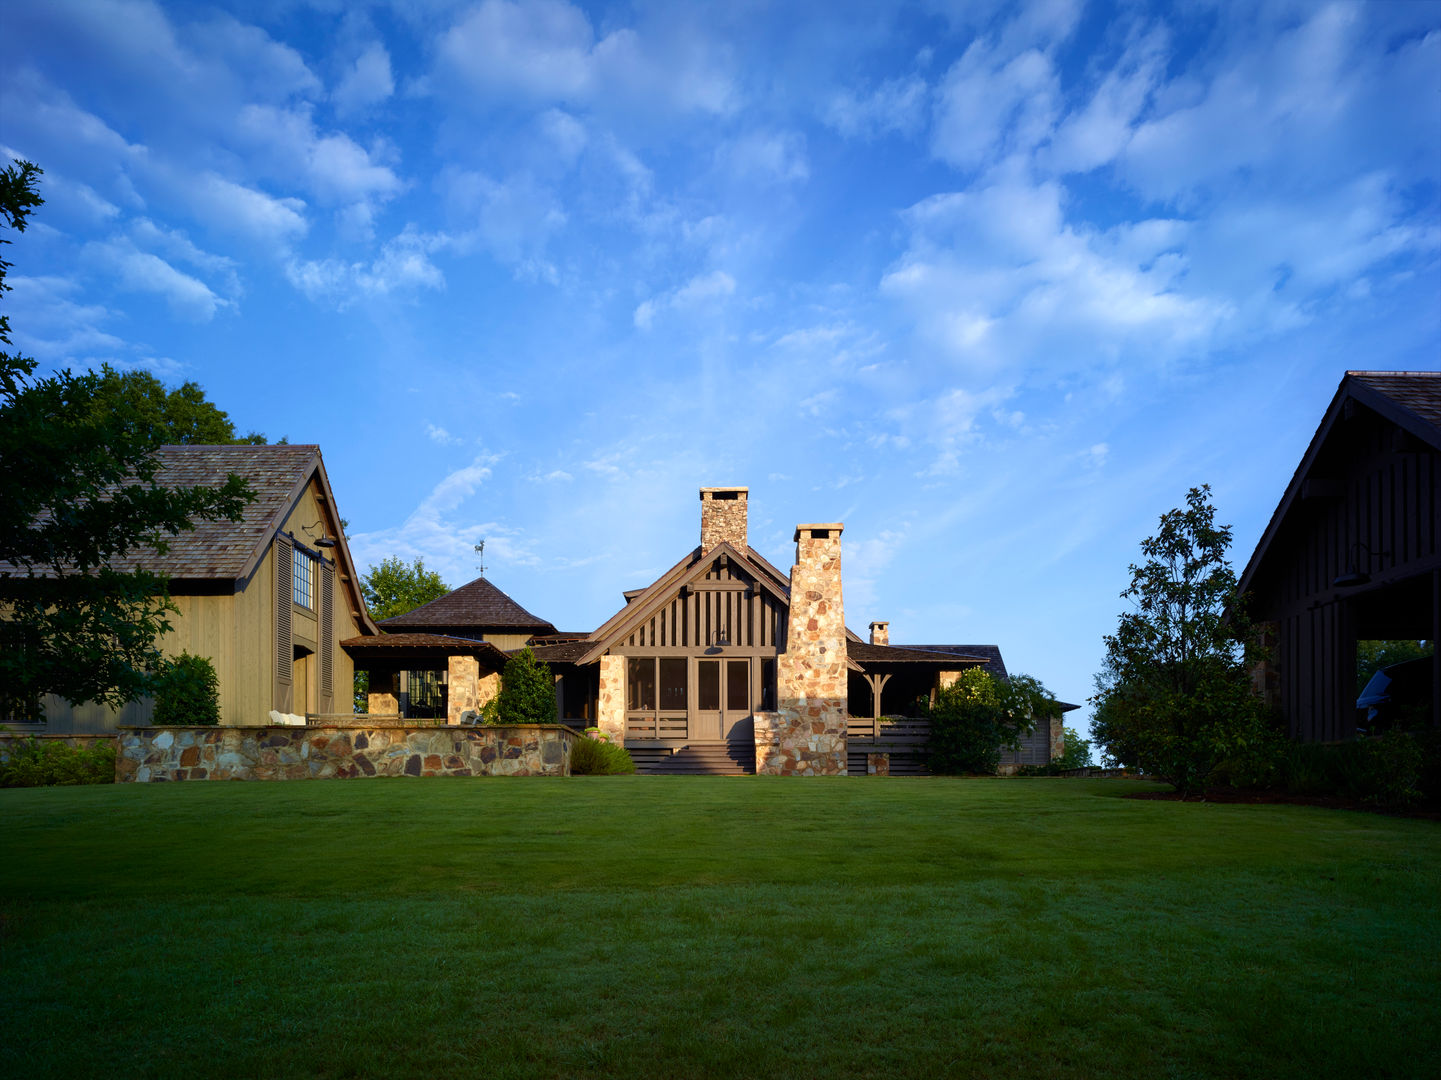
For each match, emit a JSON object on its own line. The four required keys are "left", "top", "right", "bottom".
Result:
{"left": 695, "top": 658, "right": 752, "bottom": 743}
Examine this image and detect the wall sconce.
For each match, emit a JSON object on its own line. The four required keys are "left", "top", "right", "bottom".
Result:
{"left": 1332, "top": 541, "right": 1386, "bottom": 588}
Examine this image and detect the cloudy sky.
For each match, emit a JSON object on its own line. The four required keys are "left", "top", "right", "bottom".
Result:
{"left": 3, "top": 0, "right": 1438, "bottom": 734}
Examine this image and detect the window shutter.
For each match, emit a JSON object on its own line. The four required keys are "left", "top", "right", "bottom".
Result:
{"left": 275, "top": 536, "right": 293, "bottom": 692}
{"left": 320, "top": 560, "right": 335, "bottom": 705}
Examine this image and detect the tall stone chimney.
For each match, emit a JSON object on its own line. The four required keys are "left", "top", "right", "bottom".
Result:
{"left": 700, "top": 487, "right": 748, "bottom": 552}
{"left": 755, "top": 522, "right": 848, "bottom": 776}
{"left": 869, "top": 621, "right": 889, "bottom": 646}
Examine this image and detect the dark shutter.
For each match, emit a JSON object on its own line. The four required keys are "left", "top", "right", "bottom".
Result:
{"left": 275, "top": 536, "right": 293, "bottom": 705}
{"left": 320, "top": 560, "right": 335, "bottom": 706}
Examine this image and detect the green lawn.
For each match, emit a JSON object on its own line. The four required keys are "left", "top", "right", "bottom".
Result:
{"left": 3, "top": 777, "right": 1438, "bottom": 1079}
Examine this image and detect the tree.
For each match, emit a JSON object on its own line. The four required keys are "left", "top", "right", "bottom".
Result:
{"left": 1091, "top": 485, "right": 1272, "bottom": 796}
{"left": 360, "top": 556, "right": 451, "bottom": 622}
{"left": 927, "top": 668, "right": 1060, "bottom": 775}
{"left": 1356, "top": 639, "right": 1433, "bottom": 699}
{"left": 87, "top": 366, "right": 266, "bottom": 445}
{"left": 492, "top": 647, "right": 556, "bottom": 726}
{"left": 0, "top": 160, "right": 254, "bottom": 721}
{"left": 1053, "top": 726, "right": 1093, "bottom": 770}
{"left": 151, "top": 652, "right": 221, "bottom": 726}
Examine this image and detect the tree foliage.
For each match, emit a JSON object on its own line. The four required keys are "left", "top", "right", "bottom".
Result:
{"left": 1091, "top": 485, "right": 1273, "bottom": 796}
{"left": 927, "top": 668, "right": 1060, "bottom": 775}
{"left": 87, "top": 366, "right": 265, "bottom": 445}
{"left": 1053, "top": 726, "right": 1093, "bottom": 770}
{"left": 0, "top": 160, "right": 254, "bottom": 721}
{"left": 1356, "top": 639, "right": 1432, "bottom": 699}
{"left": 493, "top": 647, "right": 556, "bottom": 726}
{"left": 360, "top": 556, "right": 451, "bottom": 622}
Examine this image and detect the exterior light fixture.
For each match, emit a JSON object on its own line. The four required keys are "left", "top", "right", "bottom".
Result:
{"left": 1332, "top": 541, "right": 1385, "bottom": 588}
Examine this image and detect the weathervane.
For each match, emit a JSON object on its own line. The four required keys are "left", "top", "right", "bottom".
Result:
{"left": 474, "top": 539, "right": 486, "bottom": 576}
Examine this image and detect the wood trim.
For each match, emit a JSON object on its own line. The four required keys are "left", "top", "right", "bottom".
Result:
{"left": 274, "top": 537, "right": 293, "bottom": 713}
{"left": 320, "top": 561, "right": 335, "bottom": 705}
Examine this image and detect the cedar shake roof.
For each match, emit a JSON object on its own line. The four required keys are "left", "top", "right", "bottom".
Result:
{"left": 1347, "top": 371, "right": 1441, "bottom": 431}
{"left": 900, "top": 644, "right": 1008, "bottom": 678}
{"left": 849, "top": 642, "right": 992, "bottom": 665}
{"left": 525, "top": 641, "right": 592, "bottom": 663}
{"left": 340, "top": 633, "right": 510, "bottom": 668}
{"left": 378, "top": 575, "right": 556, "bottom": 634}
{"left": 105, "top": 444, "right": 325, "bottom": 580}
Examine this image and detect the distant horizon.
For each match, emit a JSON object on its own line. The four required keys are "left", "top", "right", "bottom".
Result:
{"left": 4, "top": 0, "right": 1438, "bottom": 744}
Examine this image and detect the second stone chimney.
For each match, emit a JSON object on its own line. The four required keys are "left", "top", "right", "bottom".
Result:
{"left": 869, "top": 621, "right": 889, "bottom": 646}
{"left": 700, "top": 487, "right": 748, "bottom": 552}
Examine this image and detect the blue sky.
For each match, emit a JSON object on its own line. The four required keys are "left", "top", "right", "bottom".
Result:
{"left": 3, "top": 0, "right": 1438, "bottom": 733}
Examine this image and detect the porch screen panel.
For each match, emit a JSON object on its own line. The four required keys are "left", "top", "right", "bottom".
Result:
{"left": 274, "top": 536, "right": 292, "bottom": 688}
{"left": 726, "top": 660, "right": 748, "bottom": 711}
{"left": 319, "top": 561, "right": 335, "bottom": 703}
{"left": 659, "top": 658, "right": 687, "bottom": 711}
{"left": 627, "top": 658, "right": 656, "bottom": 711}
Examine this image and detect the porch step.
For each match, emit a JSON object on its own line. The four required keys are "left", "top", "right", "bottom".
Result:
{"left": 634, "top": 743, "right": 756, "bottom": 776}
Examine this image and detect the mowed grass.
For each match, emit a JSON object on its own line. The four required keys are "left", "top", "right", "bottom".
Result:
{"left": 2, "top": 778, "right": 1438, "bottom": 1080}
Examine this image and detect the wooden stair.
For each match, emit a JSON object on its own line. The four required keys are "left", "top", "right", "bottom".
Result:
{"left": 632, "top": 742, "right": 756, "bottom": 776}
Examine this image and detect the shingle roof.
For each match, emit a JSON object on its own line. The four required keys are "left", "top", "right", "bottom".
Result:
{"left": 107, "top": 444, "right": 322, "bottom": 579}
{"left": 378, "top": 576, "right": 556, "bottom": 634}
{"left": 849, "top": 642, "right": 992, "bottom": 665}
{"left": 340, "top": 633, "right": 510, "bottom": 668}
{"left": 525, "top": 641, "right": 592, "bottom": 663}
{"left": 901, "top": 645, "right": 1009, "bottom": 679}
{"left": 1348, "top": 371, "right": 1441, "bottom": 432}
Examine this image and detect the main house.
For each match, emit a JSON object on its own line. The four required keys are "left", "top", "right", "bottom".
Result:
{"left": 15, "top": 445, "right": 378, "bottom": 733}
{"left": 352, "top": 487, "right": 1071, "bottom": 775}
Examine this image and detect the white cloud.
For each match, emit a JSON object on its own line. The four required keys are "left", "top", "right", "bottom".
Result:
{"left": 84, "top": 237, "right": 232, "bottom": 321}
{"left": 285, "top": 227, "right": 448, "bottom": 306}
{"left": 633, "top": 269, "right": 735, "bottom": 330}
{"left": 5, "top": 276, "right": 127, "bottom": 360}
{"left": 718, "top": 131, "right": 809, "bottom": 185}
{"left": 435, "top": 0, "right": 735, "bottom": 115}
{"left": 824, "top": 76, "right": 928, "bottom": 139}
{"left": 426, "top": 424, "right": 463, "bottom": 445}
{"left": 333, "top": 42, "right": 394, "bottom": 114}
{"left": 233, "top": 105, "right": 404, "bottom": 207}
{"left": 188, "top": 174, "right": 309, "bottom": 244}
{"left": 439, "top": 167, "right": 566, "bottom": 276}
{"left": 932, "top": 42, "right": 1059, "bottom": 171}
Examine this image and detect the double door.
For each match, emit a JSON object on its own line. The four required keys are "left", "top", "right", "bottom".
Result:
{"left": 693, "top": 657, "right": 752, "bottom": 743}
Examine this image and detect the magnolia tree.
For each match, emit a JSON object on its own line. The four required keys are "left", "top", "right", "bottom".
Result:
{"left": 927, "top": 668, "right": 1060, "bottom": 775}
{"left": 1092, "top": 485, "right": 1273, "bottom": 796}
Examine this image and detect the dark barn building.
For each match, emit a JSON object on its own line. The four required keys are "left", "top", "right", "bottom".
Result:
{"left": 1239, "top": 371, "right": 1440, "bottom": 741}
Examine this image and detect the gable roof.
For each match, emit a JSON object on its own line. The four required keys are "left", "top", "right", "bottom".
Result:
{"left": 900, "top": 644, "right": 1008, "bottom": 678}
{"left": 1238, "top": 371, "right": 1441, "bottom": 594}
{"left": 36, "top": 444, "right": 379, "bottom": 636}
{"left": 576, "top": 541, "right": 793, "bottom": 665}
{"left": 379, "top": 575, "right": 556, "bottom": 634}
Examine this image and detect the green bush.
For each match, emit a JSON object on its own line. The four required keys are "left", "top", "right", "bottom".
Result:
{"left": 0, "top": 738, "right": 116, "bottom": 787}
{"left": 1283, "top": 732, "right": 1433, "bottom": 810}
{"left": 570, "top": 736, "right": 636, "bottom": 775}
{"left": 152, "top": 652, "right": 221, "bottom": 725}
{"left": 492, "top": 648, "right": 556, "bottom": 726}
{"left": 928, "top": 669, "right": 1059, "bottom": 775}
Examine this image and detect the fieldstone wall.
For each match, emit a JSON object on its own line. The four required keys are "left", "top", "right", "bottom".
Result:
{"left": 596, "top": 654, "right": 626, "bottom": 746}
{"left": 758, "top": 523, "right": 849, "bottom": 776}
{"left": 866, "top": 752, "right": 890, "bottom": 776}
{"left": 869, "top": 621, "right": 889, "bottom": 646}
{"left": 116, "top": 722, "right": 574, "bottom": 782}
{"left": 699, "top": 487, "right": 748, "bottom": 551}
{"left": 1050, "top": 715, "right": 1066, "bottom": 759}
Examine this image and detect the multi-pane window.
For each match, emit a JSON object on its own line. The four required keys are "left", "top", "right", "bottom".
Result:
{"left": 292, "top": 546, "right": 316, "bottom": 609}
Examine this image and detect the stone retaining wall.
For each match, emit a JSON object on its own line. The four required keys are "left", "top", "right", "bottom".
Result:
{"left": 116, "top": 722, "right": 575, "bottom": 782}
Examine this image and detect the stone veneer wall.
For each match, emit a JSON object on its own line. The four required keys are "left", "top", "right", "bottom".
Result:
{"left": 448, "top": 655, "right": 480, "bottom": 724}
{"left": 596, "top": 654, "right": 626, "bottom": 746}
{"left": 699, "top": 488, "right": 748, "bottom": 552}
{"left": 756, "top": 524, "right": 848, "bottom": 776}
{"left": 116, "top": 722, "right": 574, "bottom": 782}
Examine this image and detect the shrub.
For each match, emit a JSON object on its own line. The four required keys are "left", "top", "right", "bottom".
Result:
{"left": 0, "top": 738, "right": 116, "bottom": 787}
{"left": 570, "top": 736, "right": 636, "bottom": 776}
{"left": 492, "top": 648, "right": 556, "bottom": 726}
{"left": 928, "top": 669, "right": 1059, "bottom": 775}
{"left": 1282, "top": 732, "right": 1434, "bottom": 810}
{"left": 151, "top": 652, "right": 221, "bottom": 725}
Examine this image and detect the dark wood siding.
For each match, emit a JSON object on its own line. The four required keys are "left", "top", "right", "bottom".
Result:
{"left": 1250, "top": 403, "right": 1440, "bottom": 741}
{"left": 619, "top": 562, "right": 784, "bottom": 652}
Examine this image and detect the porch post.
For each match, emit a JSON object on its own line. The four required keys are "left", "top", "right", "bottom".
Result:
{"left": 447, "top": 654, "right": 480, "bottom": 725}
{"left": 597, "top": 654, "right": 626, "bottom": 746}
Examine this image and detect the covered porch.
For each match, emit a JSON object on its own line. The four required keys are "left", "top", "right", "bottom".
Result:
{"left": 341, "top": 634, "right": 511, "bottom": 725}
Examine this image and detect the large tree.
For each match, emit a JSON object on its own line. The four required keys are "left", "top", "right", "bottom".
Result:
{"left": 87, "top": 366, "right": 266, "bottom": 445}
{"left": 1091, "top": 485, "right": 1272, "bottom": 795}
{"left": 360, "top": 556, "right": 451, "bottom": 622}
{"left": 0, "top": 160, "right": 254, "bottom": 721}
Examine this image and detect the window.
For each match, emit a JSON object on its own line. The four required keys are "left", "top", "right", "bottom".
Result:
{"left": 292, "top": 545, "right": 316, "bottom": 609}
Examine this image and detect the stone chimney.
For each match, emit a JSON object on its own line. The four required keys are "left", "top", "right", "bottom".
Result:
{"left": 700, "top": 487, "right": 748, "bottom": 552}
{"left": 755, "top": 522, "right": 849, "bottom": 776}
{"left": 869, "top": 621, "right": 889, "bottom": 646}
